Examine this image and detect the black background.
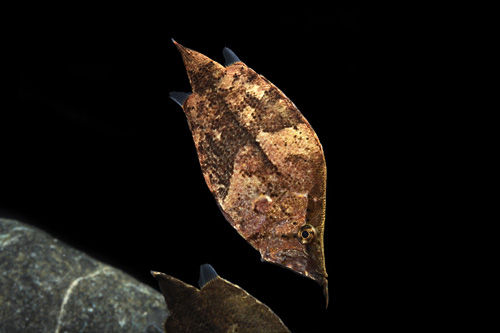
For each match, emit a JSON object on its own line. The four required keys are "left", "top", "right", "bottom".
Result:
{"left": 2, "top": 3, "right": 412, "bottom": 332}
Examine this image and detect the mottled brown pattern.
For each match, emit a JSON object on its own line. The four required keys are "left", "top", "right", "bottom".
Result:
{"left": 171, "top": 41, "right": 328, "bottom": 306}
{"left": 152, "top": 266, "right": 290, "bottom": 332}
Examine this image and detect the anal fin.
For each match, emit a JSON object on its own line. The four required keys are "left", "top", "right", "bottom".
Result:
{"left": 169, "top": 91, "right": 192, "bottom": 107}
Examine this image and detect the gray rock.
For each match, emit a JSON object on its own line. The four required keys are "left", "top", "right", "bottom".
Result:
{"left": 0, "top": 218, "right": 167, "bottom": 332}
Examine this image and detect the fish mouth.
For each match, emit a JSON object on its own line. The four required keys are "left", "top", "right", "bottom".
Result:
{"left": 265, "top": 248, "right": 329, "bottom": 307}
{"left": 264, "top": 248, "right": 328, "bottom": 286}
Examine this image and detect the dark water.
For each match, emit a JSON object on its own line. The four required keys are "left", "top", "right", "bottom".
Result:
{"left": 2, "top": 4, "right": 404, "bottom": 332}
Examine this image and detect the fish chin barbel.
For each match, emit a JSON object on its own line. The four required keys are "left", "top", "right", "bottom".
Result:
{"left": 170, "top": 40, "right": 328, "bottom": 307}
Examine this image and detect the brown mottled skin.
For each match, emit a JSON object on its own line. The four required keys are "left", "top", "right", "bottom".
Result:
{"left": 172, "top": 41, "right": 328, "bottom": 305}
{"left": 152, "top": 268, "right": 291, "bottom": 332}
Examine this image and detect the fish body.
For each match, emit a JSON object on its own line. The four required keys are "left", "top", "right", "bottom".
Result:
{"left": 171, "top": 41, "right": 328, "bottom": 304}
{"left": 152, "top": 264, "right": 290, "bottom": 332}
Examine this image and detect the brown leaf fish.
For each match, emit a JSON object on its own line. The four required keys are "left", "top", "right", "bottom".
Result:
{"left": 170, "top": 40, "right": 328, "bottom": 306}
{"left": 152, "top": 264, "right": 291, "bottom": 332}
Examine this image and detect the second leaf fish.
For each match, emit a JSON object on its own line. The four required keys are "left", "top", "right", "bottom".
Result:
{"left": 152, "top": 264, "right": 290, "bottom": 332}
{"left": 170, "top": 40, "right": 328, "bottom": 304}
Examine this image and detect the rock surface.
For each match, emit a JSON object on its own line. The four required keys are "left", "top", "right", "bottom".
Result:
{"left": 0, "top": 218, "right": 167, "bottom": 332}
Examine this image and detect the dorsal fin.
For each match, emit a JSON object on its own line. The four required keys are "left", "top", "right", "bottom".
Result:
{"left": 198, "top": 264, "right": 218, "bottom": 288}
{"left": 169, "top": 91, "right": 192, "bottom": 107}
{"left": 222, "top": 47, "right": 242, "bottom": 66}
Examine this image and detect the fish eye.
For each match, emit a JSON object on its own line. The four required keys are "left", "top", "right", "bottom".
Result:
{"left": 298, "top": 224, "right": 316, "bottom": 244}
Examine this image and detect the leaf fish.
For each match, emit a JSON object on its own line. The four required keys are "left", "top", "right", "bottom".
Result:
{"left": 170, "top": 40, "right": 328, "bottom": 306}
{"left": 151, "top": 264, "right": 291, "bottom": 332}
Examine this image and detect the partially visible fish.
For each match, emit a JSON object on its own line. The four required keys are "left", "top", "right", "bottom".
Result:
{"left": 170, "top": 40, "right": 328, "bottom": 306}
{"left": 151, "top": 264, "right": 290, "bottom": 332}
